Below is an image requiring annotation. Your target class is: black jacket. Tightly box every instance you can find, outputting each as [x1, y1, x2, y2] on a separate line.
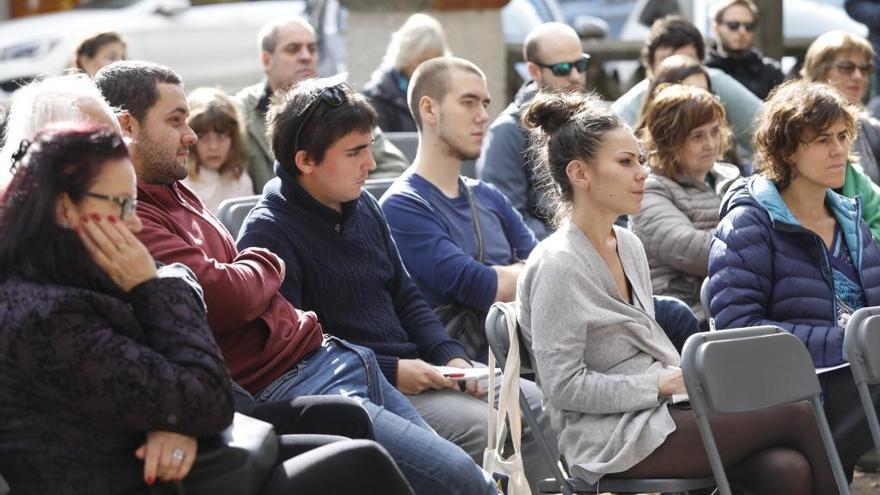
[363, 67, 417, 133]
[705, 47, 785, 100]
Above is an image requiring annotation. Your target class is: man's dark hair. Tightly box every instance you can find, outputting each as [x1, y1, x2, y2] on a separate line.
[641, 16, 705, 71]
[94, 61, 182, 123]
[267, 77, 377, 176]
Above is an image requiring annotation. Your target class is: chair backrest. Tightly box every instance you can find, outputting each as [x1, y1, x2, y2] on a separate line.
[216, 195, 261, 238]
[0, 473, 9, 495]
[484, 303, 535, 374]
[385, 132, 419, 163]
[844, 306, 880, 385]
[682, 326, 820, 413]
[700, 277, 711, 321]
[365, 178, 397, 201]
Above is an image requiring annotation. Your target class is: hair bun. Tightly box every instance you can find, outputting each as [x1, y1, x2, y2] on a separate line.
[521, 92, 582, 135]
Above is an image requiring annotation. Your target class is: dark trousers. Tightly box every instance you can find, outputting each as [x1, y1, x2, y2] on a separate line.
[820, 366, 880, 482]
[653, 295, 702, 353]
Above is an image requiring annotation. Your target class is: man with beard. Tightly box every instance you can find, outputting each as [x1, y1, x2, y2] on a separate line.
[705, 0, 785, 100]
[379, 57, 537, 349]
[235, 69, 556, 494]
[477, 22, 587, 240]
[236, 17, 407, 193]
[95, 60, 499, 495]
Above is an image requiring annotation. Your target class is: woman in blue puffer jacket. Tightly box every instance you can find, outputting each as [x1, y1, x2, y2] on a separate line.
[709, 80, 880, 482]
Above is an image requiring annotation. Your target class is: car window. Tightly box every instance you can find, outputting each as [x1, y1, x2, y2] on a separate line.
[77, 0, 141, 8]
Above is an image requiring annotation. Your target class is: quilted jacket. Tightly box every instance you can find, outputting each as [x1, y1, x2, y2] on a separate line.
[708, 175, 880, 367]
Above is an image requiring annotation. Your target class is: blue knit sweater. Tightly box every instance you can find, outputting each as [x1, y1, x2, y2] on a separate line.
[237, 164, 469, 386]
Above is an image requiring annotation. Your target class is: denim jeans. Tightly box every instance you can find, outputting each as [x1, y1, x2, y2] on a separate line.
[255, 337, 497, 495]
[653, 295, 701, 353]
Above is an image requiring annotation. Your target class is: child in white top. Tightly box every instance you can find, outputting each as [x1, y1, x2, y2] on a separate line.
[182, 87, 253, 213]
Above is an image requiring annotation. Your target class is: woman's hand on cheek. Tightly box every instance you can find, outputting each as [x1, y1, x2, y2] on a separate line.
[78, 213, 157, 291]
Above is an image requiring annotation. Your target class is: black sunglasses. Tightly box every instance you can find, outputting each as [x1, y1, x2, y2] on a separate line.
[293, 83, 350, 155]
[534, 54, 590, 77]
[84, 192, 138, 219]
[834, 60, 875, 77]
[723, 21, 757, 32]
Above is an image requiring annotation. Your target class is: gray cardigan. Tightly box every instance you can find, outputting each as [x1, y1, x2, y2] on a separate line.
[631, 162, 741, 321]
[517, 222, 680, 484]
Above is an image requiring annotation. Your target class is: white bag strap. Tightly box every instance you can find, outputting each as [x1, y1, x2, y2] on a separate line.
[486, 302, 524, 455]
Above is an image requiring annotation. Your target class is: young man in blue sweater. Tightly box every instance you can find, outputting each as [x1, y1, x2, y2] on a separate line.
[236, 73, 556, 492]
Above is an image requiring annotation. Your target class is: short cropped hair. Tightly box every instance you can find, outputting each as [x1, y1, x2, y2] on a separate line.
[186, 87, 248, 179]
[755, 80, 858, 190]
[711, 0, 758, 23]
[75, 31, 126, 71]
[382, 13, 449, 72]
[801, 30, 874, 83]
[642, 16, 705, 71]
[95, 61, 182, 123]
[642, 84, 730, 178]
[267, 76, 377, 175]
[258, 16, 313, 54]
[407, 57, 485, 131]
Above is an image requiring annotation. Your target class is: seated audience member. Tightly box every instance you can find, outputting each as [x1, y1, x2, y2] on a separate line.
[704, 0, 784, 100]
[95, 60, 496, 495]
[478, 22, 587, 240]
[518, 90, 837, 494]
[236, 17, 407, 193]
[0, 125, 234, 494]
[632, 85, 740, 325]
[709, 80, 880, 479]
[801, 31, 880, 242]
[0, 74, 120, 192]
[611, 16, 762, 158]
[380, 57, 536, 360]
[235, 74, 556, 493]
[74, 31, 127, 77]
[364, 13, 449, 132]
[182, 87, 253, 213]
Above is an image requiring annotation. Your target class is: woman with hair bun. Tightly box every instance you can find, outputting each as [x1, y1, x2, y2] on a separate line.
[516, 90, 837, 494]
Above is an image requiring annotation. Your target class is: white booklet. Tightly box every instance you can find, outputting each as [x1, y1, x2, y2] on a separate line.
[433, 366, 502, 381]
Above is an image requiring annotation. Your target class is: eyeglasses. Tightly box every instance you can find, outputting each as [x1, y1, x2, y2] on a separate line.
[834, 60, 875, 77]
[84, 192, 138, 219]
[723, 21, 757, 32]
[534, 54, 590, 77]
[293, 83, 350, 155]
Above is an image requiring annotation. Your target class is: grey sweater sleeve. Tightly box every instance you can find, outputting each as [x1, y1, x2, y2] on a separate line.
[522, 249, 661, 414]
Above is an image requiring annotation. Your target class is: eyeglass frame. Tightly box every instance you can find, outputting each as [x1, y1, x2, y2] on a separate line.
[292, 83, 351, 156]
[533, 53, 591, 77]
[84, 192, 138, 219]
[833, 60, 876, 77]
[722, 21, 757, 32]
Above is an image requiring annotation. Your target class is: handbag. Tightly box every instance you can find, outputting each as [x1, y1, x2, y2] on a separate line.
[173, 413, 278, 495]
[482, 302, 531, 495]
[434, 182, 489, 360]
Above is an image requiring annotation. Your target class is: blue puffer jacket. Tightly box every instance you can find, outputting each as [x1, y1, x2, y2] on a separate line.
[709, 175, 880, 367]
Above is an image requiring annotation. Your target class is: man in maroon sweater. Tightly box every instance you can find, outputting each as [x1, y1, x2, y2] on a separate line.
[94, 60, 496, 495]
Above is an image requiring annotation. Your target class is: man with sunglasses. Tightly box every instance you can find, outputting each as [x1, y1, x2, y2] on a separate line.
[96, 61, 498, 495]
[705, 0, 784, 100]
[477, 22, 587, 240]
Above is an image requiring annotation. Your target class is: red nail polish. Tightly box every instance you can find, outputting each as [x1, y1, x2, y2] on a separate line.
[81, 216, 89, 224]
[90, 213, 101, 222]
[107, 216, 117, 224]
[146, 475, 154, 485]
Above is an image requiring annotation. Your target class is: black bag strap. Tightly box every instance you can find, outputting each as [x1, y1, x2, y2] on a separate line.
[463, 180, 484, 263]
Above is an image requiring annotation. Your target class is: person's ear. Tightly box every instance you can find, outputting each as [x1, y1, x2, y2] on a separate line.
[711, 22, 721, 39]
[294, 150, 317, 176]
[117, 112, 136, 139]
[566, 159, 590, 191]
[260, 50, 273, 74]
[55, 193, 78, 229]
[419, 95, 439, 130]
[526, 61, 542, 84]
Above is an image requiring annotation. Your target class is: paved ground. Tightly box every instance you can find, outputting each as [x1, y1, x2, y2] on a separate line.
[853, 469, 880, 494]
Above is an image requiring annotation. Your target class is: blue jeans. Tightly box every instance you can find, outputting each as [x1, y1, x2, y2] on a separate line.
[653, 295, 701, 353]
[256, 337, 497, 495]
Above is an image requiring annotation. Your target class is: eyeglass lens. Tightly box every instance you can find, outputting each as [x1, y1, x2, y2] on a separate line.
[724, 21, 756, 32]
[836, 61, 875, 76]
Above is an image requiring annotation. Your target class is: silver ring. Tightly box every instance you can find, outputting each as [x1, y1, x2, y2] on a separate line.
[171, 448, 186, 461]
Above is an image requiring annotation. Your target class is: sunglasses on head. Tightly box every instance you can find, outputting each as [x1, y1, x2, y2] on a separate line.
[723, 21, 757, 32]
[293, 82, 351, 155]
[534, 54, 590, 77]
[834, 60, 875, 77]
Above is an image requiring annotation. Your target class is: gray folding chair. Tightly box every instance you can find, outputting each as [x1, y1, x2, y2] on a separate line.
[485, 303, 716, 495]
[384, 132, 419, 163]
[681, 326, 852, 495]
[364, 177, 396, 201]
[0, 473, 9, 495]
[216, 195, 261, 238]
[843, 306, 880, 456]
[700, 277, 711, 321]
